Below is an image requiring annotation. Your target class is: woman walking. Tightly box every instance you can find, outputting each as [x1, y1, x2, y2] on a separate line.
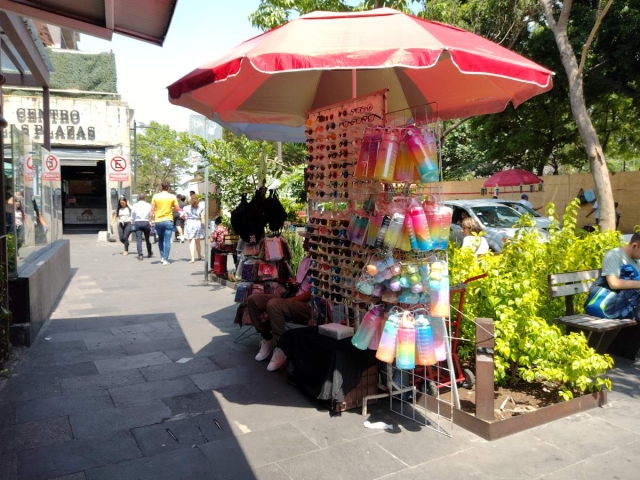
[182, 195, 205, 263]
[112, 196, 132, 255]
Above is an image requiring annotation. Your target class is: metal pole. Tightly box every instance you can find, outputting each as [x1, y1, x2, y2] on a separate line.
[133, 121, 137, 193]
[204, 165, 209, 283]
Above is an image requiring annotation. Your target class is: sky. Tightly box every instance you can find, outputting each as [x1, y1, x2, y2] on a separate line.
[77, 0, 264, 133]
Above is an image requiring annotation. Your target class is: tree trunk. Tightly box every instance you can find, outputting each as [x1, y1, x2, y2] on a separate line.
[540, 0, 615, 230]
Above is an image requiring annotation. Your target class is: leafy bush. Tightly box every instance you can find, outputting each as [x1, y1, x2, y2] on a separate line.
[281, 230, 304, 274]
[449, 199, 619, 400]
[279, 197, 306, 225]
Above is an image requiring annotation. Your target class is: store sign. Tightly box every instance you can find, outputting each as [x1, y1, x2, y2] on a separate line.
[23, 155, 34, 182]
[11, 107, 96, 141]
[108, 155, 130, 181]
[42, 153, 61, 181]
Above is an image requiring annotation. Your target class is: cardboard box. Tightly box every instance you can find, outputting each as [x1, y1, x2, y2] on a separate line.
[318, 323, 354, 340]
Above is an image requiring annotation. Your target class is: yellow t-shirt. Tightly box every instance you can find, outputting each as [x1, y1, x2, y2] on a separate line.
[151, 191, 179, 223]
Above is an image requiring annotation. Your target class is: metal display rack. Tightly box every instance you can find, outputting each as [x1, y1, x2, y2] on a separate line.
[305, 92, 457, 436]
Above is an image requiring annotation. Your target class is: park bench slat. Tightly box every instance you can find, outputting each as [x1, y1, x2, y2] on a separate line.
[549, 269, 601, 285]
[556, 314, 637, 332]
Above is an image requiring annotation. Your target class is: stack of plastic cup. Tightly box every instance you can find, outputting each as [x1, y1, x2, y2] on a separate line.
[376, 310, 401, 363]
[395, 312, 416, 370]
[355, 131, 381, 179]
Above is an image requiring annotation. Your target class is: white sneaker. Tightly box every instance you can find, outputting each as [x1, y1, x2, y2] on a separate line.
[161, 259, 169, 265]
[267, 347, 287, 371]
[255, 338, 276, 361]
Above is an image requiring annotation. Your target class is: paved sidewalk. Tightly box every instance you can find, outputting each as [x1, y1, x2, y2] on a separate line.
[1, 233, 640, 479]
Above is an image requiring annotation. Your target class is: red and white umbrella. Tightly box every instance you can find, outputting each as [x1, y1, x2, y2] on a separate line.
[482, 169, 543, 188]
[168, 8, 553, 141]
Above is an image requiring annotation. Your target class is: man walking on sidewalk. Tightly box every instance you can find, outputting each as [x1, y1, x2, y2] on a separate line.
[150, 180, 179, 265]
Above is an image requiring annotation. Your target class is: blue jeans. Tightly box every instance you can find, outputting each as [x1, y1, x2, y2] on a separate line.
[155, 220, 174, 261]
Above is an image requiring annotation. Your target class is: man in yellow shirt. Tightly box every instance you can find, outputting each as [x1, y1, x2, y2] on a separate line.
[150, 180, 179, 265]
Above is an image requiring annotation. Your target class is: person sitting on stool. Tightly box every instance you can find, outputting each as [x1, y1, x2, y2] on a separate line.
[247, 231, 311, 371]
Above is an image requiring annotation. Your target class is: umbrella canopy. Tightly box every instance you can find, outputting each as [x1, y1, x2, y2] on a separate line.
[482, 169, 543, 188]
[168, 8, 553, 142]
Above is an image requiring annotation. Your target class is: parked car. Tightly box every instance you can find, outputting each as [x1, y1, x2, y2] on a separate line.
[444, 199, 548, 253]
[489, 199, 555, 230]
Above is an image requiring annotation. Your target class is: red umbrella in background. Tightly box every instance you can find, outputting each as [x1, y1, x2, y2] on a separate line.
[482, 169, 543, 188]
[168, 8, 553, 141]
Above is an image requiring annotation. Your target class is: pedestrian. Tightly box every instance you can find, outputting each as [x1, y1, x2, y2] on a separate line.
[131, 193, 153, 260]
[182, 194, 205, 263]
[14, 197, 30, 259]
[150, 180, 180, 265]
[615, 202, 621, 230]
[519, 194, 542, 212]
[111, 196, 132, 255]
[461, 217, 490, 256]
[586, 200, 600, 226]
[210, 216, 229, 270]
[173, 194, 186, 243]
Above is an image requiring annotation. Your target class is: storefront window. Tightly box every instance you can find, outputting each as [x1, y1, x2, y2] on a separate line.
[5, 125, 62, 276]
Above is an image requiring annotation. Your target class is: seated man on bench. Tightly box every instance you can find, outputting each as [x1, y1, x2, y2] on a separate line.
[586, 233, 640, 320]
[247, 231, 312, 372]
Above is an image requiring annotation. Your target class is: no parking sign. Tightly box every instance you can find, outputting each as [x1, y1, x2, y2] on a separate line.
[23, 155, 34, 182]
[43, 153, 60, 181]
[108, 155, 130, 181]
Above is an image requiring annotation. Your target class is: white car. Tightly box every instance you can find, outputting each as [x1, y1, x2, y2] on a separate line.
[489, 199, 555, 231]
[444, 199, 548, 253]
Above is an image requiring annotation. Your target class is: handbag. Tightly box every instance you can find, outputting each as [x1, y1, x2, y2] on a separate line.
[281, 283, 299, 299]
[585, 267, 640, 319]
[149, 227, 157, 244]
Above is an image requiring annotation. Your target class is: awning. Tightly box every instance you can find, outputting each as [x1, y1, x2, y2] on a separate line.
[0, 0, 179, 46]
[52, 147, 105, 166]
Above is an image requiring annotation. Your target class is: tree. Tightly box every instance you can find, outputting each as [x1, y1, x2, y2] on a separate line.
[538, 0, 616, 229]
[134, 122, 190, 195]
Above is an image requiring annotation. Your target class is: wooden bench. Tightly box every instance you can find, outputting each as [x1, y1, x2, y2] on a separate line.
[548, 269, 638, 353]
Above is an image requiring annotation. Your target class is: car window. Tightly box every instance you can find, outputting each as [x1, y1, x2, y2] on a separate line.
[504, 201, 541, 218]
[470, 205, 521, 228]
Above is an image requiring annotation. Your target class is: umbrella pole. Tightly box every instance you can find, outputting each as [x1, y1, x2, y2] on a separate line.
[351, 69, 356, 98]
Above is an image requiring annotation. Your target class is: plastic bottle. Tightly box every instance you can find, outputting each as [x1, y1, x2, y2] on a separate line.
[373, 215, 391, 248]
[352, 305, 385, 350]
[415, 313, 437, 366]
[394, 140, 418, 183]
[401, 210, 418, 251]
[376, 311, 401, 363]
[368, 316, 382, 350]
[355, 132, 381, 179]
[403, 127, 439, 183]
[430, 315, 447, 361]
[374, 130, 400, 182]
[351, 214, 369, 246]
[383, 212, 404, 249]
[429, 262, 450, 318]
[366, 215, 384, 247]
[422, 197, 439, 247]
[395, 313, 416, 370]
[409, 198, 432, 251]
[432, 205, 453, 250]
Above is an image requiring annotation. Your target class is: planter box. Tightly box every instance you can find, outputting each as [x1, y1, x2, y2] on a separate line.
[422, 390, 607, 441]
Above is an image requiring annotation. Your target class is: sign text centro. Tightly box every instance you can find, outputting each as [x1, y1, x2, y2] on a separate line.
[11, 107, 96, 141]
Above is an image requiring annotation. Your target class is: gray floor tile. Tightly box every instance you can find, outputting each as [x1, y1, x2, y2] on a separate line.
[60, 369, 147, 394]
[84, 448, 213, 480]
[94, 351, 172, 374]
[0, 403, 16, 426]
[198, 423, 319, 476]
[12, 361, 98, 381]
[15, 390, 114, 423]
[0, 416, 72, 455]
[49, 472, 87, 480]
[120, 337, 191, 356]
[43, 331, 115, 344]
[131, 415, 210, 457]
[54, 346, 127, 366]
[18, 430, 141, 480]
[140, 357, 218, 382]
[0, 452, 18, 480]
[277, 436, 406, 480]
[69, 400, 171, 439]
[291, 409, 385, 448]
[161, 390, 222, 416]
[382, 455, 491, 479]
[109, 377, 200, 406]
[28, 340, 87, 355]
[83, 332, 152, 350]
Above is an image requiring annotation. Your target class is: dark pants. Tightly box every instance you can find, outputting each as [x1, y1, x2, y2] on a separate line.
[134, 221, 152, 257]
[117, 222, 132, 251]
[247, 293, 312, 343]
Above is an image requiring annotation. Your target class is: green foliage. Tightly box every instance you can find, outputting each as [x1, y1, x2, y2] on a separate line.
[182, 133, 305, 214]
[48, 50, 117, 93]
[279, 197, 307, 224]
[449, 199, 618, 399]
[281, 230, 305, 274]
[135, 122, 190, 195]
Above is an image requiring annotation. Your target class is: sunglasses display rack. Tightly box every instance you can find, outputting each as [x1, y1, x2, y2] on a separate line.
[306, 92, 457, 435]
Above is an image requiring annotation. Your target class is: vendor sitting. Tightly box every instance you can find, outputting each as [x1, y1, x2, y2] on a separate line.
[247, 231, 312, 371]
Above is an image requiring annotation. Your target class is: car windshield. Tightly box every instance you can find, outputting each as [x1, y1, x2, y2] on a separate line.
[471, 205, 521, 228]
[504, 202, 541, 218]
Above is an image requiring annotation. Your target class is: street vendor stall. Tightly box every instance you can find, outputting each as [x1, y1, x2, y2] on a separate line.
[168, 7, 554, 435]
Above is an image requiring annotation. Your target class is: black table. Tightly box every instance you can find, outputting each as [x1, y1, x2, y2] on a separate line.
[279, 326, 377, 410]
